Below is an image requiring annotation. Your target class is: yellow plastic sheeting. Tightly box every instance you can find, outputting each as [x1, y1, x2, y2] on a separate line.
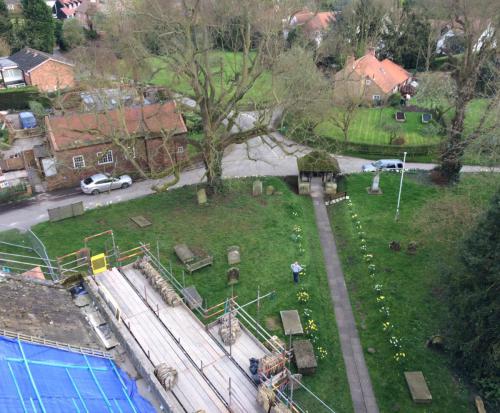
[91, 253, 108, 275]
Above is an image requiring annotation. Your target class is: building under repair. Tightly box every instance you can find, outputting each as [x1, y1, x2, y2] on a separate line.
[0, 229, 335, 413]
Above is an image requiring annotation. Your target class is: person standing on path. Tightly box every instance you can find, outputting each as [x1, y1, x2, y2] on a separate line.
[291, 261, 302, 284]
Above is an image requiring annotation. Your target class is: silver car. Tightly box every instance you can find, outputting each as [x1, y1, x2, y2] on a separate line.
[80, 173, 132, 195]
[362, 159, 404, 172]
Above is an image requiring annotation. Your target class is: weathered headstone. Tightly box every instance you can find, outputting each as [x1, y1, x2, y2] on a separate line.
[404, 371, 432, 404]
[253, 180, 263, 196]
[197, 188, 207, 205]
[389, 241, 401, 251]
[227, 246, 241, 265]
[266, 185, 275, 195]
[367, 173, 383, 195]
[408, 241, 418, 255]
[324, 181, 337, 195]
[227, 267, 240, 285]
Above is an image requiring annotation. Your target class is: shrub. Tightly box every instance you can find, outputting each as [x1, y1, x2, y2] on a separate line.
[388, 92, 402, 107]
[0, 87, 50, 110]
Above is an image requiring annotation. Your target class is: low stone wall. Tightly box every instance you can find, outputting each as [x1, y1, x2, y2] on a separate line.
[84, 276, 174, 413]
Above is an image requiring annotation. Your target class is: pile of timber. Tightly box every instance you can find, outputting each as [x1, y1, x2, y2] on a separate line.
[154, 363, 178, 390]
[257, 385, 292, 413]
[135, 257, 182, 306]
[260, 353, 285, 376]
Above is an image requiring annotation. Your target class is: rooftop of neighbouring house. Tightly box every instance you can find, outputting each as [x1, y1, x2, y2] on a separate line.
[291, 9, 336, 32]
[46, 101, 188, 151]
[0, 57, 18, 70]
[9, 48, 74, 73]
[343, 50, 410, 94]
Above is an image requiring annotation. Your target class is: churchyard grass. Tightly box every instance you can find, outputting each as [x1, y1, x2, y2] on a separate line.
[330, 172, 498, 412]
[33, 177, 353, 413]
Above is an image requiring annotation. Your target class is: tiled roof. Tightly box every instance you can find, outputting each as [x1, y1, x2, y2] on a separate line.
[47, 102, 188, 151]
[348, 52, 410, 94]
[291, 10, 336, 32]
[9, 48, 74, 73]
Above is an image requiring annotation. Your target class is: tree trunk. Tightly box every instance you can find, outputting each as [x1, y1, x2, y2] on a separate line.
[203, 143, 224, 195]
[437, 100, 468, 183]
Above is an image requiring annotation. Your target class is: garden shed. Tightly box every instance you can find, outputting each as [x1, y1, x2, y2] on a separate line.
[297, 150, 340, 195]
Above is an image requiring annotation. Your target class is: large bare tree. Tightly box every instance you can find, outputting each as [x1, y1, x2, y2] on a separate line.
[103, 0, 324, 194]
[431, 0, 499, 183]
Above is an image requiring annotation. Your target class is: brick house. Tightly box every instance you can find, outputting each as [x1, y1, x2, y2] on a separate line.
[43, 102, 188, 190]
[285, 9, 336, 47]
[333, 50, 411, 106]
[9, 48, 75, 92]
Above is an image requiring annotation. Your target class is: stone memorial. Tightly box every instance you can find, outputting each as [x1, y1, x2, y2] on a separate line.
[227, 267, 240, 285]
[197, 188, 207, 205]
[253, 180, 263, 196]
[266, 185, 275, 195]
[367, 172, 383, 195]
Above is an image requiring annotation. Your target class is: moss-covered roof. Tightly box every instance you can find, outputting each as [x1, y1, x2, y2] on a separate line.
[297, 150, 340, 174]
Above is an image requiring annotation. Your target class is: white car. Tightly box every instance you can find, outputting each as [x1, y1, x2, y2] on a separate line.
[80, 173, 132, 195]
[362, 159, 404, 172]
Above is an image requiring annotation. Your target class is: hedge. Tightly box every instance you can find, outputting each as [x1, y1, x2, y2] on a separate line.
[0, 87, 51, 110]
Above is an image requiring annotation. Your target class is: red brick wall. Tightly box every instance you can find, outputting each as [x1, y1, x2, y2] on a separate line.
[27, 60, 75, 92]
[46, 135, 187, 190]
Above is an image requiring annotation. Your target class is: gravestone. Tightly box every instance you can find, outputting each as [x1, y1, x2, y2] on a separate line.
[253, 180, 263, 196]
[130, 215, 152, 228]
[266, 185, 275, 195]
[324, 181, 337, 195]
[404, 371, 432, 404]
[280, 310, 303, 335]
[227, 246, 241, 265]
[367, 173, 383, 195]
[181, 286, 203, 310]
[389, 241, 401, 251]
[197, 188, 207, 205]
[293, 340, 317, 375]
[227, 267, 240, 285]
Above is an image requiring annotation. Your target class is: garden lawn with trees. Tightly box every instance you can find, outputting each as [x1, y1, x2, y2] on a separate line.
[314, 107, 442, 146]
[330, 172, 499, 412]
[33, 177, 353, 413]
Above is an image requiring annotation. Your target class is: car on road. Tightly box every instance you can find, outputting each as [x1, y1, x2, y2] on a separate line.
[80, 173, 132, 195]
[362, 159, 404, 172]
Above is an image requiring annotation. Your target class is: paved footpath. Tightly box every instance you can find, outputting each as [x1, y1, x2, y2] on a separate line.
[310, 177, 379, 413]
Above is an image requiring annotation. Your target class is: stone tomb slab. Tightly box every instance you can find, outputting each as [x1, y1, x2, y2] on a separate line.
[404, 371, 432, 404]
[280, 310, 303, 335]
[130, 215, 152, 228]
[293, 339, 317, 375]
[181, 285, 203, 310]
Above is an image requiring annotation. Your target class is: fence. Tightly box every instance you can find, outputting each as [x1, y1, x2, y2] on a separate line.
[0, 156, 25, 171]
[48, 201, 85, 222]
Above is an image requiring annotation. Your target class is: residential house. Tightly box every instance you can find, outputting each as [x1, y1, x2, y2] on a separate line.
[285, 9, 336, 47]
[333, 50, 411, 106]
[43, 102, 188, 190]
[53, 0, 82, 19]
[9, 48, 75, 92]
[0, 58, 25, 88]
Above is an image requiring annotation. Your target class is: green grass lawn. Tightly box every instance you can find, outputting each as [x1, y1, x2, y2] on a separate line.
[32, 177, 353, 413]
[315, 107, 441, 146]
[149, 51, 273, 105]
[330, 172, 499, 412]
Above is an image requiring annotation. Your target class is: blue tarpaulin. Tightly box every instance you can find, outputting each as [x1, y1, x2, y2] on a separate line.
[0, 335, 156, 413]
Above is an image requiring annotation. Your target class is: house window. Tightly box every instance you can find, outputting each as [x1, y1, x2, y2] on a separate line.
[365, 79, 372, 85]
[97, 150, 113, 165]
[72, 155, 85, 169]
[177, 146, 184, 154]
[372, 95, 381, 101]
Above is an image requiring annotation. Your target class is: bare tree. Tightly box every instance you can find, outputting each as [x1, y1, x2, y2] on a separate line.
[431, 0, 499, 183]
[102, 0, 324, 194]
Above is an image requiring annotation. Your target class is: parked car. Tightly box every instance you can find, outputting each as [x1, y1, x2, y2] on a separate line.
[362, 159, 404, 172]
[80, 173, 132, 195]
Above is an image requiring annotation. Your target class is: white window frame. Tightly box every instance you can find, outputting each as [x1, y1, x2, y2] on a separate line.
[72, 155, 85, 169]
[372, 95, 381, 101]
[365, 79, 372, 85]
[176, 146, 184, 154]
[97, 150, 113, 165]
